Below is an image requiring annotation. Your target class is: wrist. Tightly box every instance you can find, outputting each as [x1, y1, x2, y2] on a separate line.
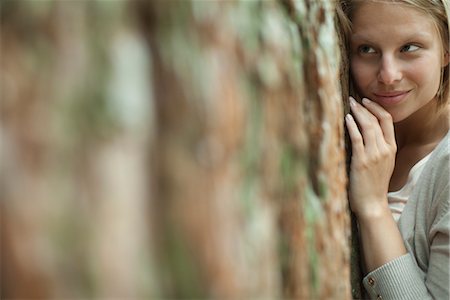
[354, 200, 392, 223]
[356, 203, 407, 273]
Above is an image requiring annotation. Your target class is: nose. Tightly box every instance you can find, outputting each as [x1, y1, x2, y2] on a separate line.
[377, 55, 402, 85]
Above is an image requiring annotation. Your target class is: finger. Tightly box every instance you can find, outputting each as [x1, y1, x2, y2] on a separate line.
[345, 113, 365, 157]
[349, 97, 381, 151]
[361, 98, 396, 147]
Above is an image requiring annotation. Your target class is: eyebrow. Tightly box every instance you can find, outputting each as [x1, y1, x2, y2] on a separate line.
[351, 32, 433, 43]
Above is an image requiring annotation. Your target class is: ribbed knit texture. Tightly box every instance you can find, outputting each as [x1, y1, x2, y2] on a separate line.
[362, 131, 449, 300]
[363, 254, 428, 299]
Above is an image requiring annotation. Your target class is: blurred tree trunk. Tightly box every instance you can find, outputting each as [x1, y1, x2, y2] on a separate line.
[136, 0, 350, 299]
[1, 0, 353, 299]
[1, 1, 155, 298]
[335, 7, 364, 298]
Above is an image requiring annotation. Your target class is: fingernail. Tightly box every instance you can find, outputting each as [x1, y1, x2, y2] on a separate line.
[345, 114, 353, 122]
[362, 98, 371, 105]
[349, 97, 356, 107]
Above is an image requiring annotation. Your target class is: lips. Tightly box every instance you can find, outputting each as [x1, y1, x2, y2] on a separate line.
[373, 90, 411, 105]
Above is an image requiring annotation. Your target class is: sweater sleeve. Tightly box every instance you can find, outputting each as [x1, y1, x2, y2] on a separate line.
[426, 179, 449, 299]
[362, 148, 450, 300]
[362, 254, 431, 300]
[362, 209, 450, 300]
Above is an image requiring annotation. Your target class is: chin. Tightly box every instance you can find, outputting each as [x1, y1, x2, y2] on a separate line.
[391, 113, 409, 124]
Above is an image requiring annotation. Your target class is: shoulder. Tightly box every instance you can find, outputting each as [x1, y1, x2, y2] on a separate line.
[421, 131, 449, 231]
[429, 130, 449, 164]
[421, 130, 449, 189]
[407, 131, 449, 228]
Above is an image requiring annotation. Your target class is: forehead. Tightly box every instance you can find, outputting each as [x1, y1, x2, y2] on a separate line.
[351, 1, 438, 42]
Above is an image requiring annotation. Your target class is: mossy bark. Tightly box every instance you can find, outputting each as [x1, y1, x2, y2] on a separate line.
[136, 0, 351, 298]
[1, 0, 355, 298]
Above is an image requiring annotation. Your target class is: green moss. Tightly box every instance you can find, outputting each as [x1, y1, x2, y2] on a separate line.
[233, 0, 263, 56]
[304, 185, 324, 224]
[280, 145, 296, 194]
[239, 79, 263, 216]
[306, 224, 320, 298]
[163, 224, 206, 298]
[317, 173, 329, 200]
[304, 185, 324, 297]
[278, 230, 291, 283]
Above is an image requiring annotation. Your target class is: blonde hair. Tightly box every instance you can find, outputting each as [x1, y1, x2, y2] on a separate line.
[336, 0, 450, 107]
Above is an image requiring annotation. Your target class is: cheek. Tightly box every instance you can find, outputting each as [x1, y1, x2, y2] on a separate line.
[350, 59, 373, 90]
[408, 58, 441, 95]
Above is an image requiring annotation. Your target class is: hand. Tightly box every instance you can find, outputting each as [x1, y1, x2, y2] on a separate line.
[345, 97, 397, 220]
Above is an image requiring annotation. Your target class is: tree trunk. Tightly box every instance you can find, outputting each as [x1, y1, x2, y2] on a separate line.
[1, 0, 352, 298]
[136, 0, 350, 298]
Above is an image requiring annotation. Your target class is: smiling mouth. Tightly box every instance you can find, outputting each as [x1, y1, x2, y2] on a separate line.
[374, 91, 410, 97]
[373, 90, 411, 105]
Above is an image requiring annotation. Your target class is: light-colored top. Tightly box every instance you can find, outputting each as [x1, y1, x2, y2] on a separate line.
[388, 153, 432, 222]
[363, 131, 450, 300]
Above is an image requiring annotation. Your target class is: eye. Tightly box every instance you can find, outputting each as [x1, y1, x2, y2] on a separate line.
[358, 45, 376, 54]
[401, 44, 420, 52]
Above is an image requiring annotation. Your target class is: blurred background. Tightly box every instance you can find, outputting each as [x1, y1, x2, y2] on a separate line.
[0, 0, 352, 299]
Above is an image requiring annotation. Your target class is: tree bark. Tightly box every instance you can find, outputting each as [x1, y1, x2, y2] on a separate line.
[1, 0, 352, 298]
[136, 0, 350, 298]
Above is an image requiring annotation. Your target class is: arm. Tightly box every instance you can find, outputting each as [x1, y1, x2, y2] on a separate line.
[346, 97, 449, 299]
[346, 97, 406, 272]
[358, 205, 406, 273]
[362, 180, 449, 300]
[426, 191, 450, 299]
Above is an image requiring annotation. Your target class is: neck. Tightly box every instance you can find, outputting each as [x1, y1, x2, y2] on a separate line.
[394, 101, 450, 149]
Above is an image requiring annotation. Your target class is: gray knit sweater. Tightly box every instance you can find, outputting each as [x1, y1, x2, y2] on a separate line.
[363, 131, 450, 300]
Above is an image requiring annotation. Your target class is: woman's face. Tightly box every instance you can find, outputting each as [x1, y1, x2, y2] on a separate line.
[350, 1, 448, 123]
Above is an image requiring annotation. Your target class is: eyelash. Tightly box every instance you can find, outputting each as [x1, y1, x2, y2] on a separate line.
[357, 44, 421, 54]
[400, 44, 420, 52]
[358, 45, 375, 54]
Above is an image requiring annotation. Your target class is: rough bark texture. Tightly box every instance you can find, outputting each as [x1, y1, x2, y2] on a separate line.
[1, 0, 351, 299]
[136, 0, 350, 298]
[335, 6, 364, 298]
[1, 1, 154, 298]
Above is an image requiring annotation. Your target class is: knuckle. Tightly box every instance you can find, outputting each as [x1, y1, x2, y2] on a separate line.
[354, 158, 369, 170]
[353, 135, 363, 145]
[379, 149, 390, 159]
[382, 112, 393, 122]
[362, 116, 377, 127]
[391, 144, 397, 153]
[369, 113, 378, 122]
[379, 147, 396, 160]
[362, 125, 375, 135]
[369, 154, 381, 164]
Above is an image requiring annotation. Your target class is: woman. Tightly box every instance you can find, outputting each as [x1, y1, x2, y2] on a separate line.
[337, 0, 449, 299]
